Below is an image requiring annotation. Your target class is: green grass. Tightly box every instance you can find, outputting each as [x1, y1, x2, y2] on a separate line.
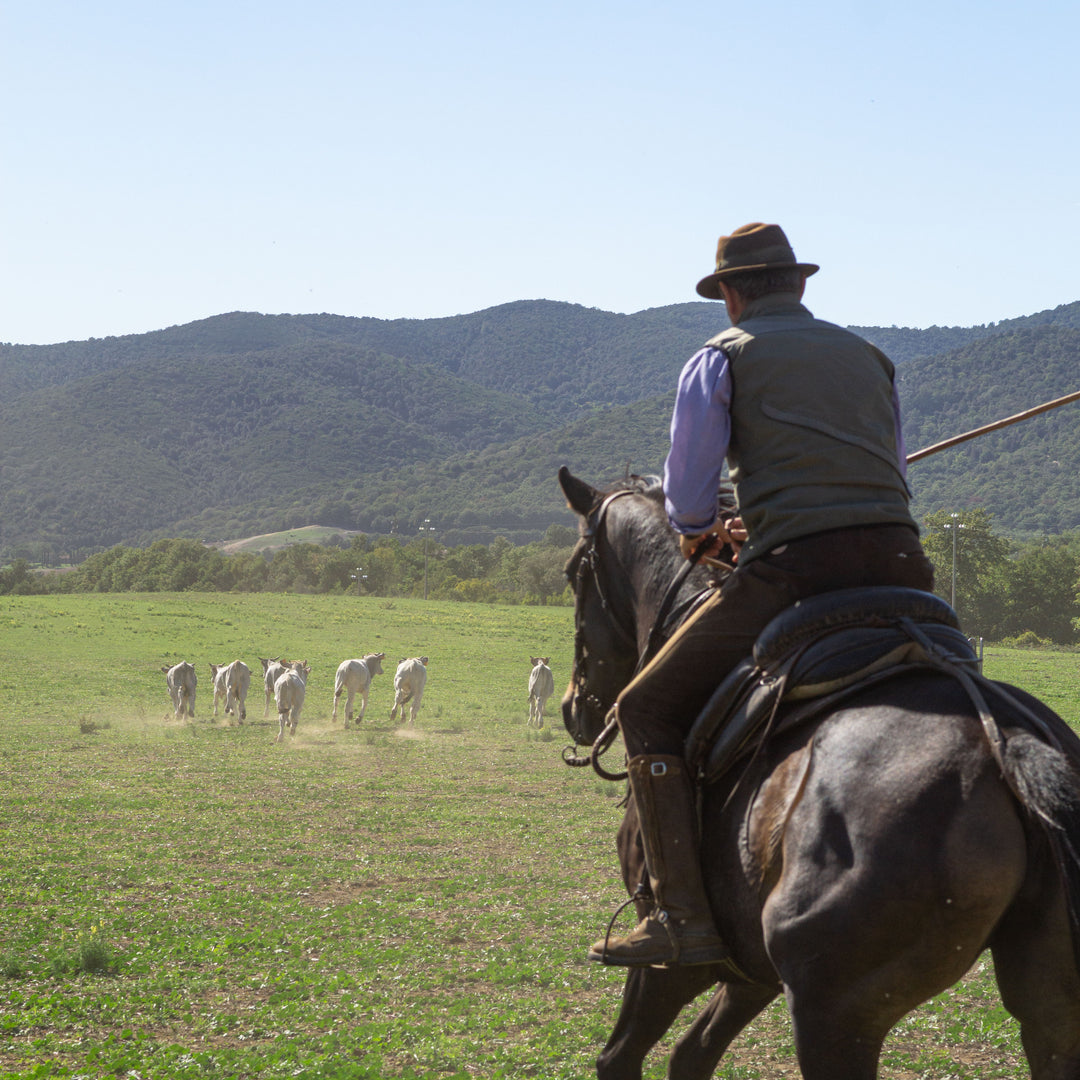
[981, 644, 1080, 720]
[0, 595, 1077, 1078]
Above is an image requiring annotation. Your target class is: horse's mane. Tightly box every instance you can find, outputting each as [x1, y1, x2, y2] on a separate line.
[589, 476, 670, 539]
[600, 474, 736, 520]
[592, 474, 735, 590]
[603, 474, 665, 502]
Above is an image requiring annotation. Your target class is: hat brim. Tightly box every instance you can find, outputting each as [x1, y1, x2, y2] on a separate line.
[696, 262, 819, 300]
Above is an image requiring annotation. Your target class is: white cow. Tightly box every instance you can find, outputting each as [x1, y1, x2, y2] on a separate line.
[260, 657, 290, 718]
[528, 656, 555, 727]
[390, 656, 428, 724]
[209, 659, 251, 723]
[209, 663, 229, 717]
[332, 652, 386, 725]
[161, 661, 197, 720]
[274, 660, 312, 742]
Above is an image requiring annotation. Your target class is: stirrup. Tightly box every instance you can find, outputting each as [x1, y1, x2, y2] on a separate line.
[593, 895, 641, 964]
[591, 897, 682, 965]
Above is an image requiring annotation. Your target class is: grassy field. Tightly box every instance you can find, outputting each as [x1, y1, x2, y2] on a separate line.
[1, 593, 1079, 1079]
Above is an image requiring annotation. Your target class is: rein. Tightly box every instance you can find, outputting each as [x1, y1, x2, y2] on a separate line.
[640, 548, 709, 676]
[562, 488, 714, 779]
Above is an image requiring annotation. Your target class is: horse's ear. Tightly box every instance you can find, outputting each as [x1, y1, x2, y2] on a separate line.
[558, 466, 600, 518]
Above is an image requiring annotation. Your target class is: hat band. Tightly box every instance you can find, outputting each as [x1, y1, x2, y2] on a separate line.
[717, 242, 797, 273]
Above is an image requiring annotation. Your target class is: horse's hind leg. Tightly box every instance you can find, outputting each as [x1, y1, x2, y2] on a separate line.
[596, 966, 717, 1080]
[668, 981, 779, 1080]
[780, 890, 1014, 1080]
[991, 875, 1080, 1078]
[787, 1008, 890, 1080]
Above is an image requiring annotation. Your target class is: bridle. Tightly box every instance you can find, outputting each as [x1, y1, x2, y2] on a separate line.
[563, 490, 637, 756]
[563, 487, 715, 777]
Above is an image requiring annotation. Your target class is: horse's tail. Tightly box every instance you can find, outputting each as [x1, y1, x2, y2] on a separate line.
[994, 685, 1080, 975]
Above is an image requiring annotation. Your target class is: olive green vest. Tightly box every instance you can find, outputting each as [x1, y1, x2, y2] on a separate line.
[706, 294, 917, 564]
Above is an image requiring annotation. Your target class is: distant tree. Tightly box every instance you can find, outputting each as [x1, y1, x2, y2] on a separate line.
[315, 546, 356, 593]
[450, 578, 500, 603]
[66, 545, 138, 592]
[232, 551, 271, 591]
[443, 543, 496, 582]
[996, 537, 1080, 644]
[155, 538, 220, 591]
[516, 546, 572, 603]
[921, 509, 1011, 631]
[0, 558, 44, 595]
[542, 523, 578, 547]
[267, 543, 323, 593]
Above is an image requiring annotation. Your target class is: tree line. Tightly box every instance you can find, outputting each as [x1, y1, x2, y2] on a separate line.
[0, 526, 580, 607]
[5, 511, 1080, 645]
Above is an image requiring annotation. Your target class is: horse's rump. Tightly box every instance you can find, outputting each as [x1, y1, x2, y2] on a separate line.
[986, 680, 1080, 973]
[608, 672, 1080, 986]
[699, 673, 1080, 984]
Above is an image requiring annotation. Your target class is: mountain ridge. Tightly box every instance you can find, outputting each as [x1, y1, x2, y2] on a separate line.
[3, 299, 1079, 555]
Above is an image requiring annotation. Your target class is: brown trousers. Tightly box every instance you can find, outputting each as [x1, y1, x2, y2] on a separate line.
[617, 524, 935, 758]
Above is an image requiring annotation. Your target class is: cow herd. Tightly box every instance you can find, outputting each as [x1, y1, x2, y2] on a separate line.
[160, 655, 555, 738]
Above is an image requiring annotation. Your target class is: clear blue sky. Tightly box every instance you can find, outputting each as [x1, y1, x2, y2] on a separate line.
[4, 0, 1078, 345]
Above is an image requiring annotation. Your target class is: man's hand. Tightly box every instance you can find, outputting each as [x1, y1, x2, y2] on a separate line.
[724, 516, 747, 556]
[678, 529, 727, 561]
[678, 517, 747, 564]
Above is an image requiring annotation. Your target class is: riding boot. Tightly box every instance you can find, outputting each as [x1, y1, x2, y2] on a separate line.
[589, 754, 728, 967]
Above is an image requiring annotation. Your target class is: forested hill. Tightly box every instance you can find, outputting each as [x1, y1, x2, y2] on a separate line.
[1, 301, 725, 416]
[852, 299, 1080, 365]
[901, 323, 1080, 533]
[2, 299, 1079, 556]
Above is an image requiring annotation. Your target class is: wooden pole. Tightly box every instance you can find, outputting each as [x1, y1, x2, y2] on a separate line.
[907, 388, 1080, 464]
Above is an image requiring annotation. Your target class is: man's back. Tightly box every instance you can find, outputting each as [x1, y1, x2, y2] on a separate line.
[711, 293, 915, 562]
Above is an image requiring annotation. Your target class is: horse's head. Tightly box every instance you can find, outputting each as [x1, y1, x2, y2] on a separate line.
[558, 466, 681, 747]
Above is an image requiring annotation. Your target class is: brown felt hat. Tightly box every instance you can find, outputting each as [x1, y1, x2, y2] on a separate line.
[695, 222, 819, 300]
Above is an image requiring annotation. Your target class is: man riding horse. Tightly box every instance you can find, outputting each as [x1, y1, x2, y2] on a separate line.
[594, 222, 936, 968]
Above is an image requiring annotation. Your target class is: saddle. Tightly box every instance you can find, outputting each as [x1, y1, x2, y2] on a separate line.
[684, 587, 979, 785]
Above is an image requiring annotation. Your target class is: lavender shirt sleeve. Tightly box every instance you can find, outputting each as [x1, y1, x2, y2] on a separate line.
[663, 346, 732, 534]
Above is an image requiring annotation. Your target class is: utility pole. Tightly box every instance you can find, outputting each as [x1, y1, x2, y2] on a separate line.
[418, 519, 435, 600]
[350, 566, 367, 595]
[943, 513, 965, 610]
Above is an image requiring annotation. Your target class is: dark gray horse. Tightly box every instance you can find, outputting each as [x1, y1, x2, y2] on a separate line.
[558, 466, 1080, 1080]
